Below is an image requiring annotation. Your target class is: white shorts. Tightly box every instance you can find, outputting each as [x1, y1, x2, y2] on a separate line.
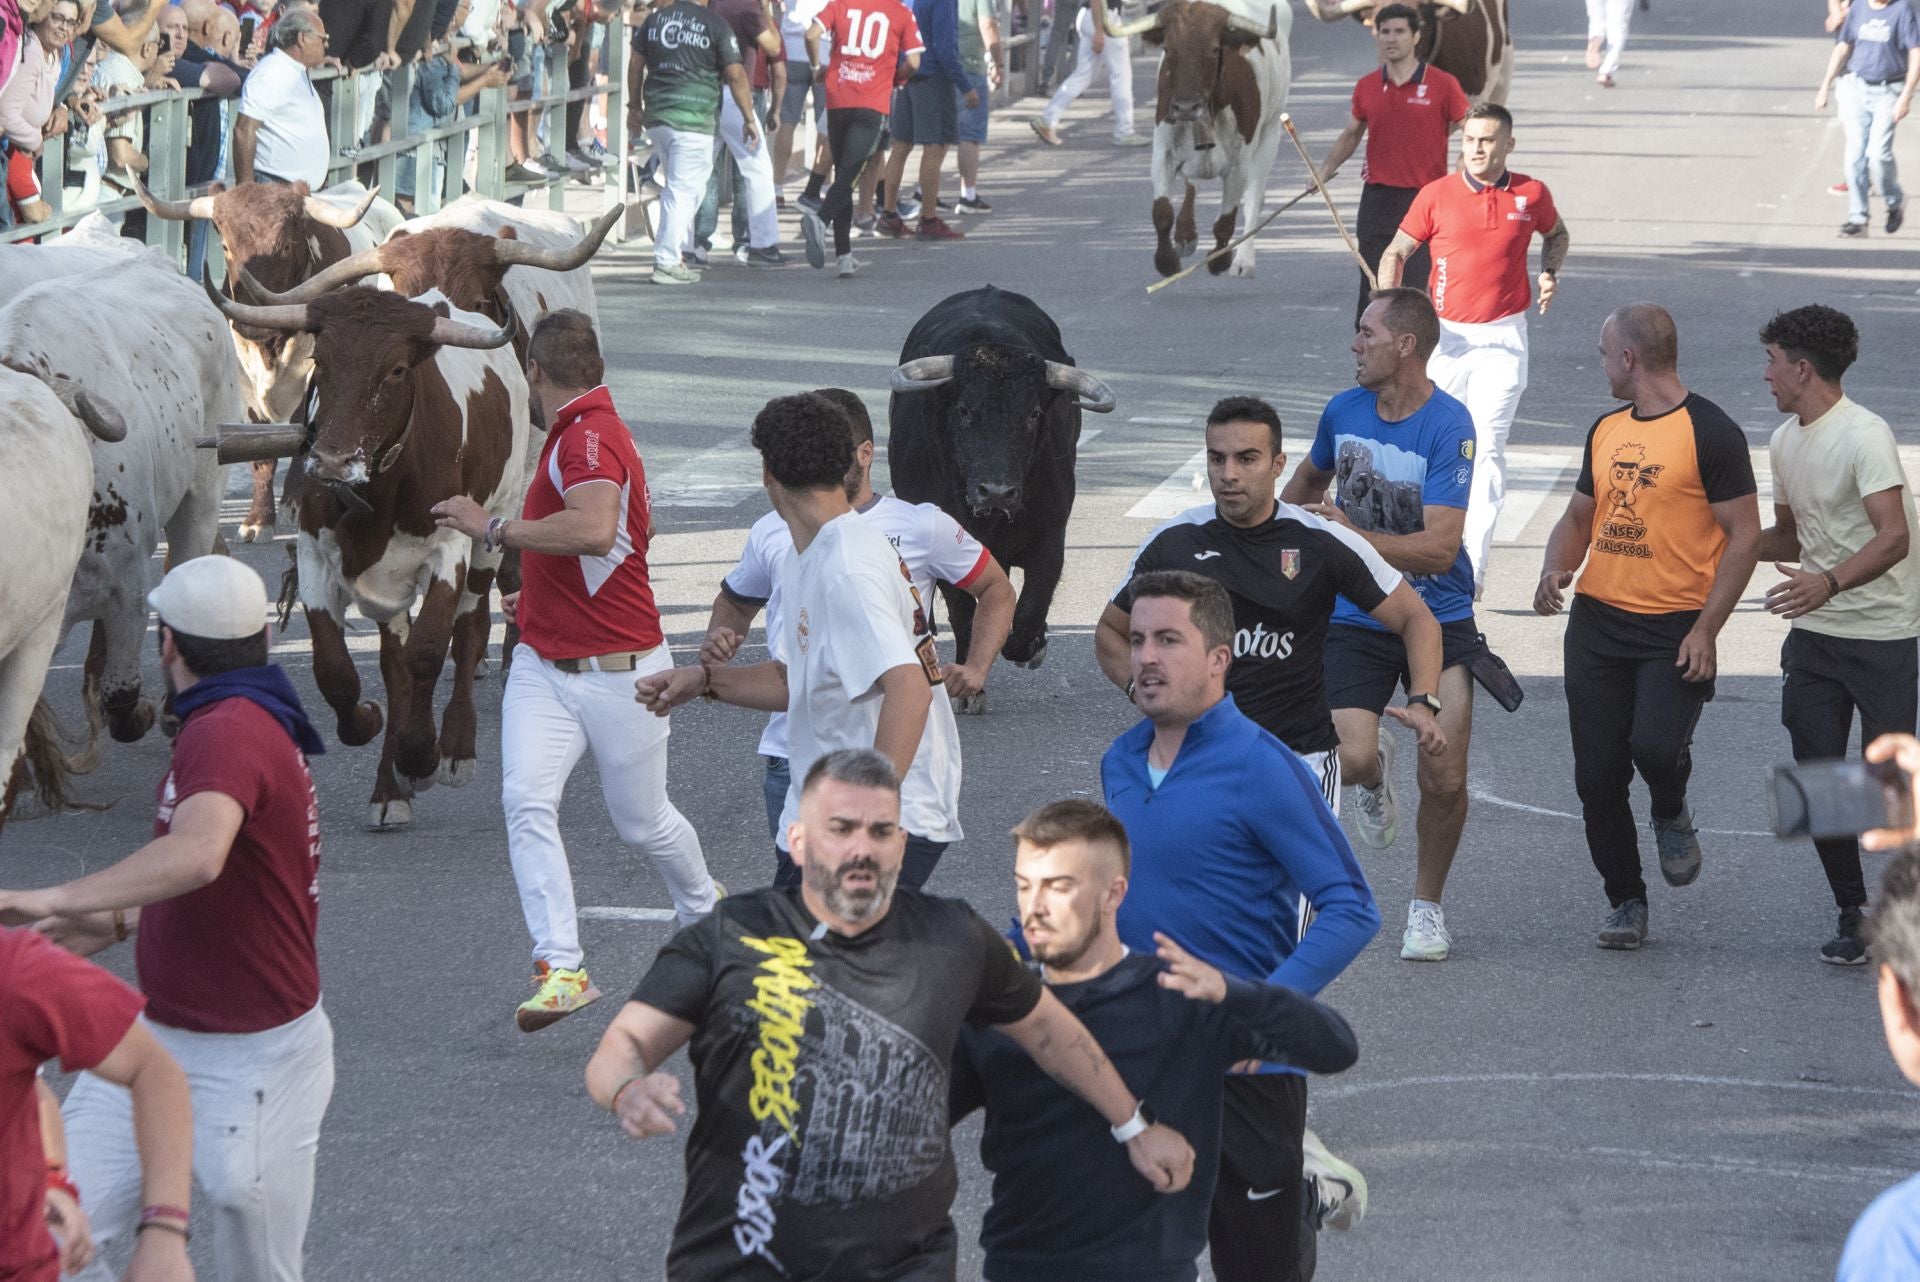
[1297, 747, 1342, 819]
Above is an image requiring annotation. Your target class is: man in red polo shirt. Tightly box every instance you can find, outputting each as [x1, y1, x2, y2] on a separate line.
[1379, 101, 1571, 596]
[432, 309, 719, 1033]
[1317, 2, 1469, 326]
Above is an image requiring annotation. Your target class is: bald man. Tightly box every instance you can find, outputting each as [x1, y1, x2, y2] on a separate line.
[1534, 304, 1759, 951]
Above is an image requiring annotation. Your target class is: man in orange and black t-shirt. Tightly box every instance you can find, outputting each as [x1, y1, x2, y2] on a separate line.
[1534, 304, 1760, 951]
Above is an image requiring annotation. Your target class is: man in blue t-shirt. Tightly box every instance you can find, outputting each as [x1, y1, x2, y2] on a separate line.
[1282, 286, 1480, 964]
[1816, 0, 1920, 237]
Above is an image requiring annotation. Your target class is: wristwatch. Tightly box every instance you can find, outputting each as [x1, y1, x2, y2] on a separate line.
[1406, 692, 1442, 716]
[1111, 1101, 1156, 1143]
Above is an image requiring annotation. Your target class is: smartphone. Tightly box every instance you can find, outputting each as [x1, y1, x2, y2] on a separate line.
[1767, 758, 1915, 840]
[239, 14, 258, 49]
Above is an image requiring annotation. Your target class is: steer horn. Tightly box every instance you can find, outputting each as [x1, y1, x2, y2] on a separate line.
[1226, 3, 1279, 38]
[491, 205, 626, 272]
[1043, 363, 1118, 414]
[1102, 1, 1161, 38]
[130, 174, 217, 222]
[428, 309, 518, 350]
[40, 376, 129, 443]
[236, 248, 387, 305]
[889, 355, 957, 394]
[201, 273, 314, 333]
[303, 187, 380, 229]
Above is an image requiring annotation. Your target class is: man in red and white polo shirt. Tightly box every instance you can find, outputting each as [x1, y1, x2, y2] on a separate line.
[1315, 3, 1470, 326]
[432, 309, 719, 1033]
[1379, 101, 1572, 596]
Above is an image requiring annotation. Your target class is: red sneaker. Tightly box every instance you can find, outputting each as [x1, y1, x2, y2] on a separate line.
[916, 216, 965, 241]
[876, 211, 910, 239]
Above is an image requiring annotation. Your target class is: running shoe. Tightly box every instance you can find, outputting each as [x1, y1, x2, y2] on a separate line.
[956, 193, 993, 214]
[566, 147, 603, 172]
[876, 210, 911, 238]
[1821, 908, 1870, 966]
[1829, 181, 1850, 195]
[1889, 204, 1906, 234]
[683, 246, 711, 268]
[896, 193, 922, 219]
[796, 191, 824, 215]
[745, 246, 789, 266]
[1597, 899, 1649, 950]
[799, 205, 827, 268]
[536, 153, 570, 176]
[1351, 723, 1399, 849]
[505, 162, 549, 184]
[1652, 805, 1701, 886]
[651, 262, 700, 285]
[516, 961, 602, 1032]
[1302, 1129, 1369, 1231]
[1840, 221, 1869, 238]
[1400, 900, 1451, 962]
[853, 214, 877, 237]
[1030, 119, 1062, 146]
[910, 186, 955, 213]
[837, 253, 863, 279]
[916, 215, 965, 240]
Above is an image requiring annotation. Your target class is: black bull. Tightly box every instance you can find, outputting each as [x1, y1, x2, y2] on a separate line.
[887, 286, 1116, 676]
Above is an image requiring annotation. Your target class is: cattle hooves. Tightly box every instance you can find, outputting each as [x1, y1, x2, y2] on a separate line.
[1013, 641, 1049, 671]
[1177, 238, 1197, 258]
[437, 757, 475, 788]
[954, 692, 988, 716]
[340, 702, 384, 747]
[1230, 257, 1256, 278]
[367, 799, 413, 830]
[238, 523, 263, 543]
[1155, 248, 1182, 278]
[1207, 252, 1234, 277]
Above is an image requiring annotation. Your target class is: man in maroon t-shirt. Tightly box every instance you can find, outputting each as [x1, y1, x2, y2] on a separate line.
[432, 310, 719, 1033]
[0, 555, 333, 1282]
[0, 928, 194, 1282]
[1315, 2, 1469, 324]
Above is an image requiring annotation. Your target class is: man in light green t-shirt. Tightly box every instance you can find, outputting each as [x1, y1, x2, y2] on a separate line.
[1758, 304, 1920, 966]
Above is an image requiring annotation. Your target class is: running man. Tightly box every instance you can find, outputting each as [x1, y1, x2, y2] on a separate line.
[1029, 0, 1142, 146]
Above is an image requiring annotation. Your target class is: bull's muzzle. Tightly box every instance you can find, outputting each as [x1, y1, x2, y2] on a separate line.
[968, 482, 1021, 518]
[1166, 99, 1207, 124]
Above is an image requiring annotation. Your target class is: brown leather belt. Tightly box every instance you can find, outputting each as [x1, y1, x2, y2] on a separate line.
[550, 651, 647, 673]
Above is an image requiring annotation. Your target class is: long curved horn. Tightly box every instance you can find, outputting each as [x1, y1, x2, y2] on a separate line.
[1227, 3, 1279, 37]
[428, 308, 518, 350]
[236, 247, 388, 304]
[1102, 2, 1160, 37]
[303, 186, 379, 228]
[1330, 0, 1373, 15]
[40, 376, 128, 443]
[1043, 362, 1118, 414]
[889, 355, 956, 394]
[200, 272, 314, 333]
[490, 205, 625, 272]
[130, 174, 217, 221]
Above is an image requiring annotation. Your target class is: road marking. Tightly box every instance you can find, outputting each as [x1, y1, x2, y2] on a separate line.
[1126, 449, 1208, 520]
[579, 906, 677, 922]
[1492, 448, 1577, 544]
[1469, 786, 1772, 838]
[1312, 1070, 1916, 1104]
[1128, 415, 1193, 425]
[649, 431, 762, 509]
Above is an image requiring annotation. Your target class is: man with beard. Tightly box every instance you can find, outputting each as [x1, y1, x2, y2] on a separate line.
[950, 799, 1359, 1282]
[585, 749, 1197, 1279]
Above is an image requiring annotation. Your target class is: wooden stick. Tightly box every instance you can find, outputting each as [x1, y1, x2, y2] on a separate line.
[1144, 186, 1314, 294]
[1281, 112, 1375, 290]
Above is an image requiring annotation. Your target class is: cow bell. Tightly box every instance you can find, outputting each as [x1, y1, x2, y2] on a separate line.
[198, 422, 310, 464]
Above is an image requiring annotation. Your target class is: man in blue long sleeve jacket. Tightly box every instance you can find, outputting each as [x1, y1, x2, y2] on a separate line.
[876, 0, 973, 239]
[1104, 569, 1381, 1282]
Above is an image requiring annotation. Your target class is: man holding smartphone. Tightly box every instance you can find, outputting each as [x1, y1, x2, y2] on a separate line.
[1756, 305, 1920, 966]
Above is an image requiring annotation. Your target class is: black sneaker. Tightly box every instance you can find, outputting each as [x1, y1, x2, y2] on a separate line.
[1840, 221, 1869, 238]
[1889, 205, 1906, 234]
[1598, 899, 1649, 950]
[745, 246, 788, 267]
[956, 194, 993, 214]
[1821, 908, 1870, 965]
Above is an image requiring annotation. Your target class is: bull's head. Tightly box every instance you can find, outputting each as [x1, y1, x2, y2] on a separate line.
[199, 279, 514, 501]
[1108, 2, 1277, 125]
[891, 345, 1115, 521]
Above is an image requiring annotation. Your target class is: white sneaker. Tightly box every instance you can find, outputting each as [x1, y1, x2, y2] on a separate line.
[1351, 722, 1399, 849]
[1302, 1128, 1368, 1231]
[836, 253, 863, 279]
[1401, 899, 1451, 961]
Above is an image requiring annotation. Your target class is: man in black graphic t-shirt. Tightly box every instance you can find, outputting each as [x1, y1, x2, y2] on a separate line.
[1096, 396, 1448, 808]
[584, 748, 1197, 1280]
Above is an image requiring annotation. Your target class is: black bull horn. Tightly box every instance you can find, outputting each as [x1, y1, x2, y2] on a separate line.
[889, 355, 1117, 413]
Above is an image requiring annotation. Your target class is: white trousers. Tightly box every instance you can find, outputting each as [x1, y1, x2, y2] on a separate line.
[66, 1004, 336, 1282]
[647, 123, 719, 269]
[1429, 313, 1529, 591]
[1585, 0, 1631, 77]
[717, 93, 780, 249]
[1040, 7, 1134, 138]
[501, 644, 715, 966]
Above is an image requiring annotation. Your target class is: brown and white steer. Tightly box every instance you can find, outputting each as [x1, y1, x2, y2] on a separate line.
[202, 281, 530, 830]
[1312, 0, 1511, 104]
[134, 178, 407, 540]
[1107, 1, 1292, 279]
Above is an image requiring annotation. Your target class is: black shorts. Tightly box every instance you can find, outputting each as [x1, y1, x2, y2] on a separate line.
[1325, 616, 1484, 713]
[890, 72, 958, 146]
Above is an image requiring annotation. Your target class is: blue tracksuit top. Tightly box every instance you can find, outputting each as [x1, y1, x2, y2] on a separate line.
[1105, 694, 1380, 1001]
[911, 0, 964, 82]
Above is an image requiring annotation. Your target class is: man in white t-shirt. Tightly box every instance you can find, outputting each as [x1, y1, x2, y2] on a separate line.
[699, 388, 1015, 886]
[637, 392, 941, 887]
[234, 7, 330, 186]
[1756, 304, 1920, 966]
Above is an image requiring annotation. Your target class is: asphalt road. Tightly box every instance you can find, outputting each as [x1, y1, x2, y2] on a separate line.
[16, 0, 1920, 1278]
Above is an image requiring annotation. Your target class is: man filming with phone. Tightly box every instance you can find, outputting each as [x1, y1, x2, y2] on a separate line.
[1756, 305, 1920, 967]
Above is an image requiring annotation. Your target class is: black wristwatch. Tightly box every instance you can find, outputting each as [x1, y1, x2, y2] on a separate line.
[1406, 692, 1442, 716]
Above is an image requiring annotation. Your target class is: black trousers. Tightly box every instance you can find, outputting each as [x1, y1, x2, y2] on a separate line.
[1356, 183, 1429, 327]
[565, 41, 591, 149]
[1564, 597, 1714, 907]
[1210, 1073, 1314, 1282]
[821, 107, 885, 256]
[1782, 628, 1920, 909]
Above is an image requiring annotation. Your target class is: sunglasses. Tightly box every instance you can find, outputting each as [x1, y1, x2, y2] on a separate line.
[48, 10, 82, 25]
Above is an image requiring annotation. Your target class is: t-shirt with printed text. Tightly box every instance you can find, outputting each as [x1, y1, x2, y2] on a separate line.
[1398, 169, 1558, 324]
[632, 887, 1043, 1281]
[1574, 392, 1756, 617]
[1351, 61, 1469, 190]
[635, 0, 743, 134]
[1839, 0, 1920, 83]
[815, 0, 923, 113]
[1310, 385, 1478, 630]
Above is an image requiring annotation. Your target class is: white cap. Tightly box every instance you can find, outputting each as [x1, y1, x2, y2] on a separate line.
[147, 557, 270, 641]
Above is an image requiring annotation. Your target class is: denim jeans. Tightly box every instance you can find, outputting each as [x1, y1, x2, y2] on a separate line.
[1837, 71, 1905, 224]
[695, 87, 771, 252]
[762, 754, 790, 843]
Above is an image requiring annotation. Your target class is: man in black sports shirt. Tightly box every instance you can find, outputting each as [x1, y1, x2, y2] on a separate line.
[1096, 395, 1448, 807]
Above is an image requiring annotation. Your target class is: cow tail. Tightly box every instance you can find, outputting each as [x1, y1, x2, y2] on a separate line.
[21, 697, 110, 817]
[276, 543, 300, 631]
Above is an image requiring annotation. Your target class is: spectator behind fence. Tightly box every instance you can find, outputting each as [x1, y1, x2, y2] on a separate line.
[235, 5, 331, 186]
[0, 0, 80, 225]
[397, 0, 511, 210]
